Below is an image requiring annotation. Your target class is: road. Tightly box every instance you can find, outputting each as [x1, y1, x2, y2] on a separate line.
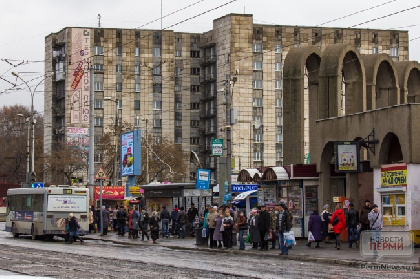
[0, 229, 418, 278]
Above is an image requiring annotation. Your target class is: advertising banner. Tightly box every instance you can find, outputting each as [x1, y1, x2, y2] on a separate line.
[334, 141, 359, 172]
[47, 195, 87, 212]
[196, 169, 211, 190]
[121, 131, 134, 176]
[381, 164, 407, 187]
[66, 127, 89, 150]
[231, 184, 258, 192]
[70, 28, 91, 124]
[94, 186, 125, 200]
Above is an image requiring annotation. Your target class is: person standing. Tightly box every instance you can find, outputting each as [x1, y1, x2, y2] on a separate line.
[237, 211, 248, 250]
[249, 209, 260, 249]
[177, 206, 187, 239]
[131, 206, 140, 239]
[321, 205, 332, 244]
[140, 208, 150, 241]
[160, 206, 170, 238]
[170, 205, 179, 236]
[117, 206, 127, 236]
[149, 212, 160, 244]
[89, 206, 95, 233]
[128, 207, 134, 239]
[331, 204, 346, 250]
[360, 199, 372, 233]
[257, 205, 270, 251]
[187, 203, 198, 237]
[368, 204, 383, 256]
[277, 204, 291, 255]
[102, 206, 110, 236]
[270, 205, 279, 249]
[112, 207, 119, 232]
[306, 209, 322, 248]
[346, 203, 359, 248]
[213, 210, 224, 248]
[206, 206, 218, 248]
[222, 210, 234, 250]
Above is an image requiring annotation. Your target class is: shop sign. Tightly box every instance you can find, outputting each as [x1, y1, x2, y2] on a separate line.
[184, 189, 212, 197]
[129, 186, 142, 194]
[94, 186, 125, 200]
[231, 184, 258, 192]
[381, 164, 407, 187]
[144, 188, 183, 198]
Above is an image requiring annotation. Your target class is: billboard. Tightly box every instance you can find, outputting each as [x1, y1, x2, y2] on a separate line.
[334, 141, 360, 173]
[94, 186, 125, 200]
[70, 28, 91, 124]
[66, 127, 89, 149]
[121, 130, 142, 176]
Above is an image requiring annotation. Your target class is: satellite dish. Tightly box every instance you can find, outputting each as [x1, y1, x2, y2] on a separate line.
[254, 120, 262, 129]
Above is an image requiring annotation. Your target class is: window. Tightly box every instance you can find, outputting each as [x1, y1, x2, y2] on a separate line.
[390, 47, 399, 57]
[94, 99, 103, 109]
[275, 62, 282, 71]
[94, 64, 103, 71]
[275, 80, 282, 89]
[175, 67, 182, 77]
[372, 47, 378, 54]
[94, 82, 104, 91]
[276, 134, 283, 143]
[175, 85, 181, 92]
[191, 102, 200, 110]
[134, 65, 140, 74]
[134, 100, 140, 110]
[275, 44, 282, 53]
[253, 61, 262, 70]
[153, 119, 162, 127]
[191, 120, 199, 127]
[191, 137, 200, 144]
[253, 80, 262, 89]
[153, 47, 161, 57]
[191, 85, 200, 92]
[176, 102, 182, 109]
[94, 153, 102, 163]
[382, 193, 405, 226]
[116, 64, 122, 73]
[253, 43, 262, 53]
[254, 133, 262, 143]
[94, 46, 104, 55]
[135, 82, 140, 92]
[134, 47, 140, 56]
[175, 120, 182, 127]
[175, 50, 182, 57]
[95, 117, 103, 127]
[153, 101, 162, 110]
[153, 66, 161, 75]
[118, 99, 122, 110]
[253, 151, 262, 161]
[134, 116, 140, 127]
[253, 98, 262, 107]
[116, 46, 122, 56]
[116, 82, 122, 92]
[275, 98, 282, 107]
[191, 67, 200, 75]
[153, 84, 162, 93]
[276, 151, 282, 161]
[191, 50, 200, 58]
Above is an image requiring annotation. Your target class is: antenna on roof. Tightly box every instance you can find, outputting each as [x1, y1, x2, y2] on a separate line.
[98, 14, 101, 28]
[244, 6, 245, 14]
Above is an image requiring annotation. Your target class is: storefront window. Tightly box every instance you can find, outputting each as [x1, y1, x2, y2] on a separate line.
[381, 193, 406, 226]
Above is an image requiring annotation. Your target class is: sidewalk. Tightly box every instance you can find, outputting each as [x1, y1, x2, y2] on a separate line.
[84, 231, 420, 269]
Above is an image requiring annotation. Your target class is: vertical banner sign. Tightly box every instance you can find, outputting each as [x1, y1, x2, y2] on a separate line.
[196, 169, 210, 190]
[66, 127, 89, 150]
[334, 141, 360, 173]
[121, 131, 134, 176]
[70, 28, 91, 124]
[211, 139, 223, 156]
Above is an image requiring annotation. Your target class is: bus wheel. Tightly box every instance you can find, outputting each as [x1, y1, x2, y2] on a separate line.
[12, 224, 20, 238]
[44, 235, 54, 241]
[31, 224, 40, 240]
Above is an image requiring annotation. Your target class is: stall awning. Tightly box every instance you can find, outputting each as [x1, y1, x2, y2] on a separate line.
[234, 190, 257, 201]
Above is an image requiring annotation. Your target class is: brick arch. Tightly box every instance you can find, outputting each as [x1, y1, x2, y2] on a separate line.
[362, 54, 399, 110]
[318, 44, 366, 118]
[395, 61, 420, 103]
[283, 46, 322, 164]
[378, 132, 403, 165]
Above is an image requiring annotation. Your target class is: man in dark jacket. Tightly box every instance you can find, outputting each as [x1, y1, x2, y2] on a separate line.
[170, 205, 179, 236]
[177, 207, 188, 239]
[160, 206, 171, 238]
[187, 203, 198, 237]
[140, 208, 150, 241]
[276, 204, 291, 255]
[359, 199, 371, 233]
[117, 206, 127, 236]
[257, 205, 270, 251]
[346, 203, 359, 248]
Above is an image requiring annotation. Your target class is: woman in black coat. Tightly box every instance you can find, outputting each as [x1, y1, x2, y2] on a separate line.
[322, 205, 332, 243]
[149, 212, 160, 244]
[307, 209, 322, 248]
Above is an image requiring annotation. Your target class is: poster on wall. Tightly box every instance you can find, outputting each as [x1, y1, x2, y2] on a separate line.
[47, 195, 87, 212]
[381, 164, 407, 187]
[334, 141, 360, 173]
[70, 28, 91, 124]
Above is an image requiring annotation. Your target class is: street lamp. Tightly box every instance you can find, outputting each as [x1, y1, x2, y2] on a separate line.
[104, 97, 119, 186]
[12, 72, 52, 186]
[17, 113, 30, 184]
[142, 118, 149, 184]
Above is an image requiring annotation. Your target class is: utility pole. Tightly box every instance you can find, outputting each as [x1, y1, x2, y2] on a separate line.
[88, 66, 95, 201]
[142, 118, 149, 184]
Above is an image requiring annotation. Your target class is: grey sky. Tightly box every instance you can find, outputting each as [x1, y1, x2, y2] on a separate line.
[0, 0, 419, 112]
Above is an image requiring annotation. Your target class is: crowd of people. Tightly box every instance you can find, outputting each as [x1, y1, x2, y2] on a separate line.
[85, 199, 383, 255]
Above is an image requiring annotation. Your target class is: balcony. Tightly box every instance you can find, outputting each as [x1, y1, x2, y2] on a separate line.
[202, 89, 216, 100]
[54, 71, 65, 81]
[200, 73, 216, 83]
[200, 55, 216, 65]
[200, 108, 216, 118]
[56, 90, 65, 99]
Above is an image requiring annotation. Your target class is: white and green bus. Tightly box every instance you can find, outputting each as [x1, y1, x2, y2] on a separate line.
[6, 186, 89, 240]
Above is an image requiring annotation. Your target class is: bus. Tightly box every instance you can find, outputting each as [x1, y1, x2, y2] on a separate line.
[6, 186, 89, 240]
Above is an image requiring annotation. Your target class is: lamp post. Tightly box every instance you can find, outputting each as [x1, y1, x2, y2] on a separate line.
[17, 114, 30, 184]
[142, 118, 149, 184]
[12, 72, 52, 186]
[104, 97, 119, 186]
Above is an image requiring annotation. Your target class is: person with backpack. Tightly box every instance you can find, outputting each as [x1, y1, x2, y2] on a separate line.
[276, 203, 291, 255]
[331, 204, 346, 250]
[170, 205, 179, 236]
[160, 206, 171, 238]
[177, 206, 187, 239]
[346, 203, 359, 248]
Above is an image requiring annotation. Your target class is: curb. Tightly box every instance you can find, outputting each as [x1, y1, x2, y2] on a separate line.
[84, 236, 420, 271]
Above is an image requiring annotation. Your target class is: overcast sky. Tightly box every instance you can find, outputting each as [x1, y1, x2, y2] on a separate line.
[1, 0, 419, 112]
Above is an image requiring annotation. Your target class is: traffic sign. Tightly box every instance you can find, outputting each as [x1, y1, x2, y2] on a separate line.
[196, 169, 210, 190]
[211, 139, 223, 156]
[32, 182, 44, 188]
[95, 166, 109, 180]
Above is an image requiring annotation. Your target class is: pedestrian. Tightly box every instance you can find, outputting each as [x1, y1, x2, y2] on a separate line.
[128, 207, 133, 239]
[177, 206, 187, 239]
[277, 204, 291, 255]
[249, 209, 260, 249]
[237, 211, 248, 250]
[131, 206, 140, 239]
[368, 204, 383, 257]
[149, 212, 160, 244]
[112, 207, 119, 232]
[96, 206, 101, 233]
[222, 210, 234, 249]
[89, 206, 95, 233]
[213, 210, 224, 248]
[140, 208, 150, 241]
[306, 209, 322, 248]
[170, 205, 179, 236]
[257, 205, 270, 251]
[331, 204, 346, 250]
[160, 205, 170, 238]
[321, 204, 332, 244]
[231, 208, 238, 246]
[67, 213, 84, 244]
[187, 203, 198, 237]
[360, 199, 372, 233]
[346, 203, 359, 248]
[102, 206, 110, 236]
[270, 205, 279, 249]
[206, 206, 218, 248]
[117, 205, 127, 236]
